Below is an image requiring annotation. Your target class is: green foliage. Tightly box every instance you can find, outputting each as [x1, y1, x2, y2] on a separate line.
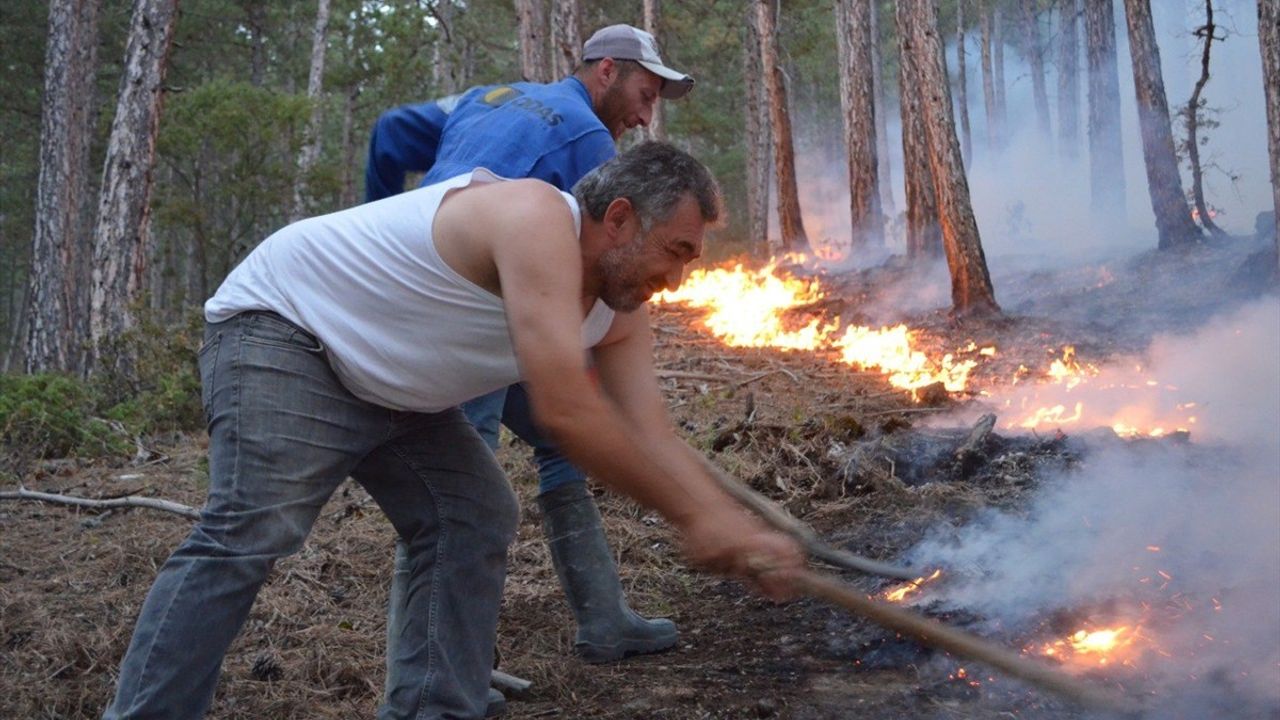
[93, 309, 206, 437]
[0, 374, 132, 471]
[0, 309, 205, 470]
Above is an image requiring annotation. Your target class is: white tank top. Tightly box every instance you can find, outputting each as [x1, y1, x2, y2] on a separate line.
[205, 169, 616, 412]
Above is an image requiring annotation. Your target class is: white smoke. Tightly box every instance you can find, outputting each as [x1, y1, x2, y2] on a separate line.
[907, 297, 1280, 709]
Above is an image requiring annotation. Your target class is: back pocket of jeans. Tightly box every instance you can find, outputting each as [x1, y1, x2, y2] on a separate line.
[198, 332, 222, 425]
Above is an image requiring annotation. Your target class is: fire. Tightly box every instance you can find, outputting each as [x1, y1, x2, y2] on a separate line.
[1003, 347, 1195, 438]
[656, 262, 989, 396]
[882, 569, 943, 603]
[655, 261, 837, 350]
[1034, 624, 1146, 669]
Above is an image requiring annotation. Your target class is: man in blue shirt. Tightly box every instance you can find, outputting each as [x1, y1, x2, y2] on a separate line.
[365, 25, 696, 675]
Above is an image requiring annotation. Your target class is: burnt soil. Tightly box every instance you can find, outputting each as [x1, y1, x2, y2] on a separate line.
[2, 238, 1275, 719]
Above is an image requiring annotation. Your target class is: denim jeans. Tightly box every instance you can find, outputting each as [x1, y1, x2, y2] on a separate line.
[104, 312, 518, 720]
[461, 383, 584, 494]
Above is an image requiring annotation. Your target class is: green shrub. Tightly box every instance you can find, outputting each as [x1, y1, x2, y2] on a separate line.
[0, 374, 132, 470]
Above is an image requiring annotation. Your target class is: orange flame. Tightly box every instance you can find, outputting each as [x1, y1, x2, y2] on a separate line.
[1033, 624, 1146, 669]
[882, 569, 943, 603]
[656, 263, 987, 397]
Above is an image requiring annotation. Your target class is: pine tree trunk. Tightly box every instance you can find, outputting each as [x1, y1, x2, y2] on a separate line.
[247, 3, 266, 87]
[643, 0, 666, 140]
[1057, 0, 1081, 158]
[900, 0, 1000, 316]
[552, 0, 581, 79]
[836, 0, 883, 248]
[1122, 0, 1201, 249]
[340, 85, 361, 208]
[1084, 0, 1126, 224]
[26, 0, 101, 374]
[89, 0, 180, 374]
[432, 0, 458, 93]
[291, 0, 330, 223]
[515, 0, 551, 83]
[1260, 0, 1280, 269]
[956, 0, 973, 165]
[1021, 0, 1052, 140]
[993, 6, 1007, 127]
[979, 0, 999, 150]
[898, 0, 942, 259]
[744, 7, 772, 249]
[870, 2, 895, 218]
[757, 0, 809, 251]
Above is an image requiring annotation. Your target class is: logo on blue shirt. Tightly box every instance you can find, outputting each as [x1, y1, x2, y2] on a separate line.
[480, 86, 563, 127]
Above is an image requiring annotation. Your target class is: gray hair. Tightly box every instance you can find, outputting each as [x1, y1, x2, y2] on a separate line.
[572, 141, 722, 231]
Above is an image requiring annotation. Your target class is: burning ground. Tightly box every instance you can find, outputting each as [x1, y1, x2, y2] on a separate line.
[2, 238, 1278, 718]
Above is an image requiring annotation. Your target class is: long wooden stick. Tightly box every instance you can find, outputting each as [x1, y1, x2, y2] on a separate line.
[0, 486, 200, 520]
[795, 569, 1142, 715]
[701, 457, 919, 580]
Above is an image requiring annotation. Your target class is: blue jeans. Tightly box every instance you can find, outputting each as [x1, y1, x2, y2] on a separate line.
[104, 312, 518, 720]
[462, 383, 584, 494]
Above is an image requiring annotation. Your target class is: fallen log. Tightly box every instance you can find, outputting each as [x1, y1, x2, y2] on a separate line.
[0, 486, 200, 520]
[699, 457, 919, 580]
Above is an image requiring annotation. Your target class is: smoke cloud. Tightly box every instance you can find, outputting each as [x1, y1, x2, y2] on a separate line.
[906, 297, 1280, 712]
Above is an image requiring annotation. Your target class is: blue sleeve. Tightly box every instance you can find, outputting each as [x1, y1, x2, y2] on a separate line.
[528, 129, 617, 191]
[364, 101, 451, 203]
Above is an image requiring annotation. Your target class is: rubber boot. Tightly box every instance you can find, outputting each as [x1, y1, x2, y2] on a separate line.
[539, 483, 678, 663]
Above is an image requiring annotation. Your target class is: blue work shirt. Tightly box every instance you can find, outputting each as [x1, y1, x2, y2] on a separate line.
[365, 77, 616, 201]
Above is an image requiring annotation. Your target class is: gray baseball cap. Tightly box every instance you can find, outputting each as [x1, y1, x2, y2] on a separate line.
[582, 24, 695, 100]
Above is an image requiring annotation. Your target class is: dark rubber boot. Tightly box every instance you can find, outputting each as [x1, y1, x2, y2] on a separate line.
[485, 687, 506, 717]
[540, 483, 678, 664]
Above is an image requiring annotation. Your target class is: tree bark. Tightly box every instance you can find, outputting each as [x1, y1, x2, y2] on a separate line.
[757, 0, 809, 251]
[1084, 0, 1126, 224]
[836, 0, 883, 248]
[1057, 0, 1081, 158]
[643, 0, 666, 140]
[551, 0, 581, 79]
[1183, 0, 1227, 239]
[291, 0, 330, 223]
[956, 0, 973, 165]
[1020, 0, 1052, 140]
[431, 0, 458, 93]
[1261, 0, 1280, 268]
[89, 0, 181, 374]
[1122, 0, 1201, 249]
[340, 85, 361, 208]
[900, 0, 1000, 316]
[898, 0, 942, 259]
[870, 2, 895, 218]
[515, 0, 551, 83]
[979, 0, 999, 150]
[993, 5, 1007, 128]
[26, 0, 101, 374]
[245, 2, 266, 87]
[744, 7, 772, 250]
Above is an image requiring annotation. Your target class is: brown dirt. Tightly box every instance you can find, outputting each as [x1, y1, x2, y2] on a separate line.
[2, 239, 1271, 719]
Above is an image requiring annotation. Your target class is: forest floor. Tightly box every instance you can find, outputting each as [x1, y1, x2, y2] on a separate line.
[2, 236, 1276, 719]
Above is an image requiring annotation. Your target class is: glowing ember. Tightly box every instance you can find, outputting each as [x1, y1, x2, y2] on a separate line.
[882, 569, 943, 603]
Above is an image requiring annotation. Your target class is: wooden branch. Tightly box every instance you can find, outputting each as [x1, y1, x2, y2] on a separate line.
[794, 570, 1142, 714]
[699, 457, 919, 580]
[657, 370, 731, 383]
[955, 412, 997, 458]
[0, 486, 200, 520]
[491, 669, 533, 698]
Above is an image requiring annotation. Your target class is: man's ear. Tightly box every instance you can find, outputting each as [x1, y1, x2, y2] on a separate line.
[595, 57, 618, 87]
[602, 197, 635, 245]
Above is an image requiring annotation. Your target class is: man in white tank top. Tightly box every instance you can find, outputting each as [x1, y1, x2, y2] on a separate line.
[103, 143, 804, 720]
